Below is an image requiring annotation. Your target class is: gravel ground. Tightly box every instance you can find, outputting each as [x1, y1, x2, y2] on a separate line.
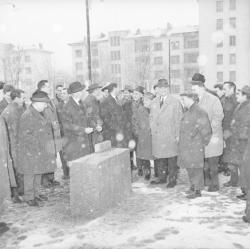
[0, 169, 250, 249]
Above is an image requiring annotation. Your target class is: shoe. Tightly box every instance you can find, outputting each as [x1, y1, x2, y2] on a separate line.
[138, 169, 143, 177]
[242, 216, 250, 223]
[207, 186, 219, 192]
[186, 190, 201, 199]
[12, 195, 23, 203]
[35, 195, 48, 202]
[144, 174, 151, 181]
[223, 181, 232, 187]
[150, 180, 166, 185]
[51, 180, 60, 186]
[185, 186, 195, 195]
[237, 194, 247, 201]
[26, 199, 39, 207]
[166, 181, 176, 188]
[0, 222, 9, 235]
[62, 175, 70, 180]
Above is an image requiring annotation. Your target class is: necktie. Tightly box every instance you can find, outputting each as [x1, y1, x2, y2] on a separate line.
[160, 97, 164, 108]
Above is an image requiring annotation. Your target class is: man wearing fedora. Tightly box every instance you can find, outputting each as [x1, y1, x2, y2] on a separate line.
[150, 79, 183, 188]
[61, 82, 93, 162]
[100, 83, 124, 148]
[191, 73, 224, 192]
[223, 85, 250, 201]
[83, 83, 104, 152]
[18, 91, 56, 206]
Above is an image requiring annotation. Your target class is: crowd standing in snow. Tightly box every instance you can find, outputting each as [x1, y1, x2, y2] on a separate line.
[0, 73, 250, 224]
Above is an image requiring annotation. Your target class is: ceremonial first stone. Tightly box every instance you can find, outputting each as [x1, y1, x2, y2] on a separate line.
[70, 145, 132, 218]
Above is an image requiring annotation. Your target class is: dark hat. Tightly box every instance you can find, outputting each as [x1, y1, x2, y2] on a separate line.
[155, 78, 169, 88]
[101, 82, 117, 92]
[144, 92, 155, 100]
[68, 81, 85, 94]
[10, 89, 24, 100]
[191, 73, 206, 86]
[87, 83, 101, 92]
[133, 86, 145, 94]
[180, 92, 199, 102]
[214, 83, 223, 90]
[124, 85, 133, 92]
[31, 91, 50, 103]
[241, 85, 250, 96]
[3, 84, 14, 93]
[0, 81, 5, 90]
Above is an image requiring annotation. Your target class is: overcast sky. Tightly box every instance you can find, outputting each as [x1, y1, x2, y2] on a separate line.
[0, 0, 198, 73]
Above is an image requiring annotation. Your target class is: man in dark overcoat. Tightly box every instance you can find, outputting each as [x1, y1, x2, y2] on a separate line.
[100, 83, 124, 148]
[18, 91, 56, 206]
[2, 89, 26, 198]
[0, 84, 14, 114]
[223, 86, 250, 200]
[179, 92, 212, 198]
[61, 82, 93, 162]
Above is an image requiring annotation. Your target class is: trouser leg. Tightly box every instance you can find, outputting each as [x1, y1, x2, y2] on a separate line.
[186, 168, 194, 188]
[167, 156, 178, 184]
[34, 174, 41, 198]
[204, 159, 211, 186]
[239, 164, 247, 190]
[60, 151, 69, 177]
[187, 168, 204, 191]
[136, 158, 143, 176]
[207, 156, 219, 189]
[229, 164, 239, 186]
[154, 160, 159, 177]
[155, 158, 168, 182]
[24, 175, 35, 201]
[246, 191, 250, 220]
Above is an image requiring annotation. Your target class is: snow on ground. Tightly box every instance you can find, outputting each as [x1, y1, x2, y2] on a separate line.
[0, 170, 250, 249]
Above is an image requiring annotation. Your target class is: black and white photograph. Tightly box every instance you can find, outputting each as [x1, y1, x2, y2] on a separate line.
[0, 0, 250, 248]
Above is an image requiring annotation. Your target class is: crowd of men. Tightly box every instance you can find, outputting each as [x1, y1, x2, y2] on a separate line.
[0, 72, 250, 224]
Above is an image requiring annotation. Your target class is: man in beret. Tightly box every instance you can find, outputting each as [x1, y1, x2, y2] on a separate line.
[0, 84, 14, 114]
[61, 81, 93, 162]
[191, 73, 224, 192]
[82, 83, 103, 152]
[2, 89, 26, 199]
[18, 91, 56, 206]
[179, 92, 212, 198]
[223, 86, 250, 200]
[100, 83, 124, 148]
[150, 79, 183, 188]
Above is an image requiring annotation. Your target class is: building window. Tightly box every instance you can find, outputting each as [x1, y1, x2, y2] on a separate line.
[75, 49, 82, 58]
[217, 41, 223, 47]
[111, 64, 121, 74]
[154, 56, 163, 65]
[171, 70, 181, 79]
[229, 17, 236, 28]
[92, 49, 98, 56]
[92, 60, 99, 68]
[154, 70, 164, 79]
[25, 67, 32, 74]
[154, 42, 162, 51]
[184, 37, 198, 49]
[135, 55, 150, 64]
[229, 35, 236, 46]
[216, 0, 223, 12]
[217, 54, 223, 65]
[170, 55, 180, 64]
[230, 54, 236, 64]
[230, 71, 236, 81]
[75, 62, 83, 71]
[216, 19, 223, 30]
[110, 36, 120, 46]
[135, 39, 150, 53]
[229, 0, 236, 10]
[171, 41, 180, 50]
[111, 51, 121, 61]
[25, 55, 31, 63]
[217, 72, 223, 82]
[184, 53, 199, 63]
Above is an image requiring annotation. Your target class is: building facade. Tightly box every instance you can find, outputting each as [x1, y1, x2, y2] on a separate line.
[198, 0, 250, 88]
[69, 26, 199, 93]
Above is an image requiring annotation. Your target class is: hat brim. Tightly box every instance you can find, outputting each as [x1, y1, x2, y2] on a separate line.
[191, 81, 205, 86]
[69, 85, 85, 94]
[87, 86, 102, 92]
[31, 97, 50, 103]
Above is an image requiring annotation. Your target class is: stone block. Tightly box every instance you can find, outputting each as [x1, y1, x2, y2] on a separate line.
[94, 140, 111, 153]
[70, 148, 131, 218]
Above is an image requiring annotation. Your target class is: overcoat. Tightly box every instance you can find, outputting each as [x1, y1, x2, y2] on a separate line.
[132, 101, 152, 160]
[0, 98, 8, 114]
[242, 129, 250, 190]
[18, 105, 56, 175]
[2, 103, 25, 170]
[150, 95, 183, 158]
[198, 91, 224, 158]
[83, 94, 103, 151]
[100, 94, 124, 147]
[223, 100, 250, 166]
[178, 103, 212, 169]
[61, 97, 91, 161]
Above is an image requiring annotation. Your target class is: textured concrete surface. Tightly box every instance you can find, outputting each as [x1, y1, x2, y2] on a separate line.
[0, 169, 250, 249]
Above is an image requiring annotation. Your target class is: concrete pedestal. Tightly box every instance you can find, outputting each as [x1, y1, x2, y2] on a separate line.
[70, 148, 131, 218]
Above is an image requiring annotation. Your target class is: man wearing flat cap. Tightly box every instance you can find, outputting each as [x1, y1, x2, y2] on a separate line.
[18, 91, 56, 206]
[0, 84, 14, 114]
[191, 73, 224, 192]
[61, 82, 93, 162]
[100, 83, 124, 147]
[150, 78, 183, 188]
[82, 83, 104, 152]
[178, 92, 212, 198]
[223, 85, 250, 201]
